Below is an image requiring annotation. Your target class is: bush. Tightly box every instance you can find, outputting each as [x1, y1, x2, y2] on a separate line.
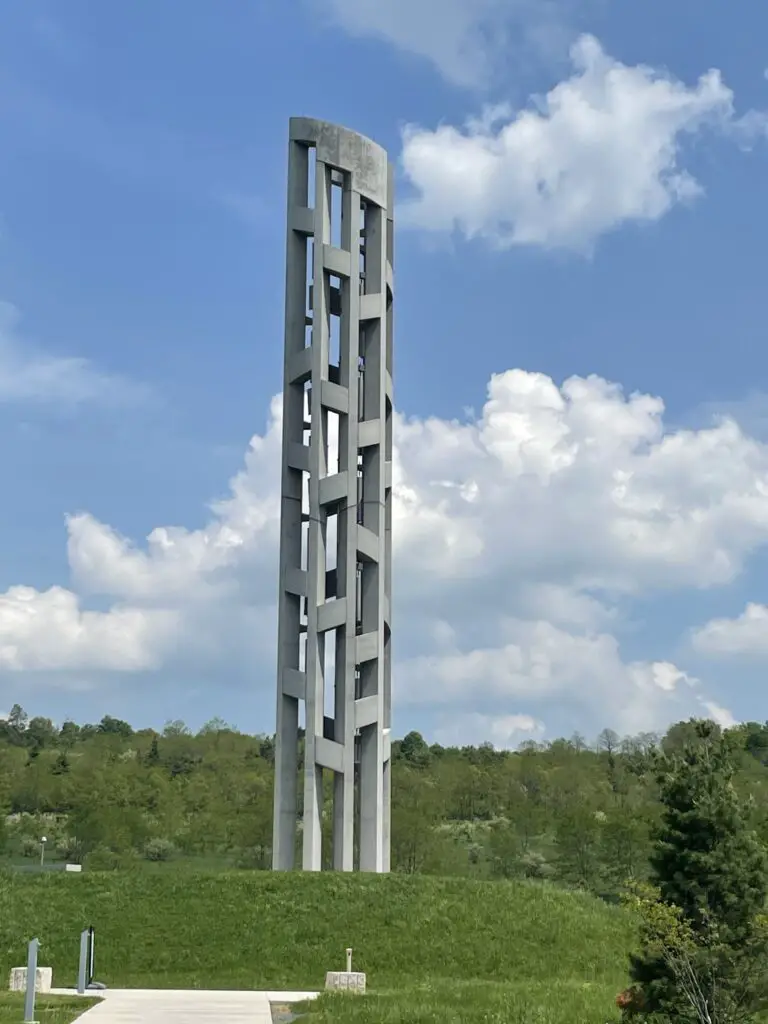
[56, 836, 79, 862]
[234, 846, 270, 870]
[85, 845, 138, 871]
[520, 851, 553, 880]
[19, 837, 39, 859]
[143, 838, 175, 862]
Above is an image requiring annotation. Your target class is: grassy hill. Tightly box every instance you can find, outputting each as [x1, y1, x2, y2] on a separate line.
[0, 869, 636, 1023]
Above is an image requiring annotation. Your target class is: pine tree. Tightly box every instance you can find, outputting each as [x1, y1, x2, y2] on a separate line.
[146, 736, 160, 766]
[628, 720, 768, 1022]
[51, 751, 71, 775]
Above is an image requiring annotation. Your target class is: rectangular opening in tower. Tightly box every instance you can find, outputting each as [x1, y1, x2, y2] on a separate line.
[299, 630, 307, 673]
[327, 410, 339, 475]
[299, 588, 308, 633]
[301, 517, 309, 574]
[386, 284, 393, 373]
[356, 453, 364, 525]
[359, 201, 367, 294]
[305, 239, 314, 348]
[301, 388, 309, 574]
[329, 273, 341, 368]
[307, 145, 316, 209]
[324, 629, 336, 721]
[330, 174, 343, 250]
[356, 561, 363, 633]
[301, 432, 309, 575]
[303, 381, 312, 445]
[325, 508, 338, 575]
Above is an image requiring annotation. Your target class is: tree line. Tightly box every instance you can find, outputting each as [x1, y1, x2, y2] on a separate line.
[3, 703, 768, 892]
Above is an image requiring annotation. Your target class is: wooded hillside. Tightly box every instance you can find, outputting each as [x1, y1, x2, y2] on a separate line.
[3, 705, 768, 890]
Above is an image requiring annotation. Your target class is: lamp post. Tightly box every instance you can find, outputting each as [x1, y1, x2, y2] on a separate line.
[39, 836, 47, 869]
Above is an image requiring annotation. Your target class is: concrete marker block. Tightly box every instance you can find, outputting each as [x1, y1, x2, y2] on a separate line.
[8, 967, 53, 993]
[325, 971, 366, 994]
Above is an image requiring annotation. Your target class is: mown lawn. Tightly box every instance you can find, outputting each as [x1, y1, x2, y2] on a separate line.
[305, 979, 621, 1024]
[0, 994, 99, 1024]
[0, 869, 634, 1022]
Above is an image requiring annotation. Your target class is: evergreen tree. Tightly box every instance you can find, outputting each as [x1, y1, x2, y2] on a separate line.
[146, 736, 161, 766]
[51, 751, 71, 776]
[628, 720, 768, 1022]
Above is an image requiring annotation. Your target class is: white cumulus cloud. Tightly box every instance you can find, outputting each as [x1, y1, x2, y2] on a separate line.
[400, 35, 761, 251]
[3, 368, 766, 739]
[691, 603, 768, 658]
[0, 302, 148, 407]
[435, 711, 546, 749]
[396, 623, 699, 735]
[314, 0, 577, 87]
[700, 700, 738, 729]
[0, 585, 176, 672]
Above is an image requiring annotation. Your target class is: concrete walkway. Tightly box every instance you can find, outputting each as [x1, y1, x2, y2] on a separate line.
[50, 988, 319, 1023]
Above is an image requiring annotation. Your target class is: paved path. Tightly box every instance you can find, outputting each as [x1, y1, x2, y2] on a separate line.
[50, 988, 319, 1023]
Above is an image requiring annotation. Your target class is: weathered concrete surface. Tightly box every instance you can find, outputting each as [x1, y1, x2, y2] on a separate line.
[273, 117, 395, 874]
[9, 966, 53, 992]
[325, 970, 366, 993]
[49, 989, 319, 1024]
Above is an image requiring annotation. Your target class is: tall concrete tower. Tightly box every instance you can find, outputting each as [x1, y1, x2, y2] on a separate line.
[272, 118, 393, 873]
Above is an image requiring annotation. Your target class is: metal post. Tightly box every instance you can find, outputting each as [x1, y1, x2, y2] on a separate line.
[88, 926, 95, 986]
[77, 929, 88, 994]
[23, 938, 39, 1024]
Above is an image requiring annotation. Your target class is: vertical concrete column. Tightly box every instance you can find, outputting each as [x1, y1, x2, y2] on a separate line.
[381, 165, 394, 873]
[273, 118, 393, 873]
[272, 137, 308, 872]
[332, 175, 361, 872]
[301, 150, 331, 872]
[357, 172, 393, 873]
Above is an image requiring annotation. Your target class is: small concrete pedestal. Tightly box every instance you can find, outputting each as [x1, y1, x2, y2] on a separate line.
[325, 971, 366, 994]
[8, 967, 52, 993]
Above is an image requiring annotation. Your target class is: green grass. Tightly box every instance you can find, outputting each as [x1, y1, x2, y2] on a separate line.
[307, 980, 622, 1024]
[1, 852, 240, 874]
[0, 994, 99, 1024]
[0, 870, 635, 1022]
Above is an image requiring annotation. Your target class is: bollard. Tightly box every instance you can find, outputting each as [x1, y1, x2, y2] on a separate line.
[77, 926, 105, 992]
[325, 946, 366, 994]
[77, 929, 89, 994]
[23, 939, 40, 1024]
[88, 926, 95, 987]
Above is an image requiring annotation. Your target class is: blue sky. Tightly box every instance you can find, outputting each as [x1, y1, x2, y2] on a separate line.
[2, 0, 768, 745]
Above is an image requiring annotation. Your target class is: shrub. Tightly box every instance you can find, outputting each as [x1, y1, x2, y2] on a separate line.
[234, 846, 269, 870]
[143, 838, 175, 862]
[520, 851, 553, 880]
[19, 837, 39, 858]
[84, 845, 139, 871]
[56, 836, 79, 862]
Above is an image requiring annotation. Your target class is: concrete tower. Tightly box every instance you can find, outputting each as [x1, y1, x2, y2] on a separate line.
[272, 118, 393, 873]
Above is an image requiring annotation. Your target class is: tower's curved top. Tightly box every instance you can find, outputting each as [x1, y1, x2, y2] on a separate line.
[289, 117, 390, 209]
